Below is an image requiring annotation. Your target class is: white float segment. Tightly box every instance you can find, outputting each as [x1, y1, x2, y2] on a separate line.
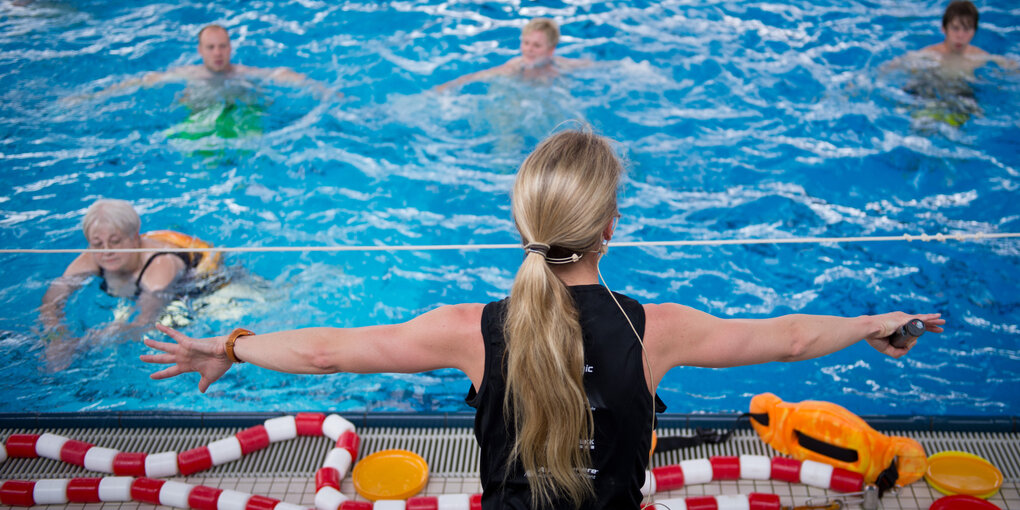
[264, 416, 298, 442]
[799, 460, 835, 488]
[652, 498, 688, 510]
[678, 458, 714, 485]
[373, 501, 406, 510]
[97, 477, 134, 502]
[159, 481, 194, 509]
[83, 446, 119, 473]
[146, 451, 180, 477]
[321, 448, 353, 478]
[715, 494, 751, 510]
[313, 486, 348, 510]
[321, 414, 355, 442]
[437, 493, 471, 510]
[738, 455, 772, 480]
[275, 503, 307, 510]
[640, 469, 655, 496]
[1, 443, 7, 463]
[35, 433, 69, 460]
[33, 479, 70, 505]
[216, 489, 252, 510]
[208, 436, 244, 465]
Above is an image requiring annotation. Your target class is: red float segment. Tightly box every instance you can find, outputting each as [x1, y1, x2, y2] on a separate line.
[652, 464, 685, 492]
[130, 478, 166, 505]
[770, 457, 801, 483]
[710, 456, 741, 480]
[470, 494, 483, 510]
[685, 496, 719, 510]
[0, 480, 36, 506]
[187, 485, 223, 510]
[749, 493, 782, 510]
[112, 452, 147, 476]
[295, 413, 326, 436]
[236, 425, 271, 455]
[5, 435, 40, 458]
[178, 446, 214, 475]
[407, 496, 439, 510]
[829, 467, 865, 493]
[245, 494, 280, 510]
[315, 467, 341, 491]
[336, 431, 360, 461]
[338, 502, 373, 510]
[67, 478, 102, 503]
[60, 439, 94, 467]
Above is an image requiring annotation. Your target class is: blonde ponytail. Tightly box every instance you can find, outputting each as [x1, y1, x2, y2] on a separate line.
[505, 129, 622, 508]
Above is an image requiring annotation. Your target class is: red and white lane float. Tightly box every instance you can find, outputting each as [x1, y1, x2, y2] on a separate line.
[642, 455, 864, 495]
[1, 413, 861, 510]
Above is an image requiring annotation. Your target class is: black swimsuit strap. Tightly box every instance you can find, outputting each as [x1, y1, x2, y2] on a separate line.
[133, 252, 187, 297]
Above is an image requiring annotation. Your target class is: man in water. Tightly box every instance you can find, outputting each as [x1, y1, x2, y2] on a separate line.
[140, 24, 307, 87]
[913, 1, 1016, 76]
[85, 24, 339, 148]
[435, 18, 591, 92]
[889, 2, 1016, 127]
[88, 24, 336, 103]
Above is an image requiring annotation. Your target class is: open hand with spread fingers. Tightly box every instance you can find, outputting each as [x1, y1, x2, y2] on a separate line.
[140, 324, 233, 393]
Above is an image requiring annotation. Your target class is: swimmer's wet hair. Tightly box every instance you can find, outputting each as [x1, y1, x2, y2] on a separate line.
[523, 18, 560, 48]
[82, 199, 140, 239]
[943, 1, 979, 30]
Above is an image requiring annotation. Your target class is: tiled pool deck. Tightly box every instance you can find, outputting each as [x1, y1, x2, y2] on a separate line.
[2, 413, 1017, 510]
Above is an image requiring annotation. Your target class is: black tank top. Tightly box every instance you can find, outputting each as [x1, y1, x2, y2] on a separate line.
[466, 284, 666, 510]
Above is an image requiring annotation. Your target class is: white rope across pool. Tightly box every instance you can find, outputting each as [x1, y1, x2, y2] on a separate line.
[1, 231, 1017, 255]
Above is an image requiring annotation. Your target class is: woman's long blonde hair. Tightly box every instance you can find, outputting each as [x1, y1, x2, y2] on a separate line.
[506, 129, 622, 508]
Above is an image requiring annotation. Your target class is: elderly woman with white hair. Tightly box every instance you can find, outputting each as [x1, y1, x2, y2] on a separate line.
[40, 199, 218, 370]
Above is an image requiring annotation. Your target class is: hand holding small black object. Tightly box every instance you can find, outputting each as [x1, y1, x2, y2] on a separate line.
[887, 319, 925, 348]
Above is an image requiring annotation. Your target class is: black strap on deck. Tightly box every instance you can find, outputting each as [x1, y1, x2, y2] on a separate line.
[653, 413, 748, 452]
[875, 457, 900, 497]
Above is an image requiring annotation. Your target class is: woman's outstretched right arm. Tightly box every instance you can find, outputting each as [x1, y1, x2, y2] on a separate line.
[141, 303, 485, 393]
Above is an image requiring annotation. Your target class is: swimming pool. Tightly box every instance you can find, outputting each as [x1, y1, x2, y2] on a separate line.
[1, 0, 1017, 417]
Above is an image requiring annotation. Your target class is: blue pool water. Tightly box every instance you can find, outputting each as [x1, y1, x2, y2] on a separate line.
[1, 0, 1018, 417]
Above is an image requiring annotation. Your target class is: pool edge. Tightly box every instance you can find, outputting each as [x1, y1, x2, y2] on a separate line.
[0, 411, 1015, 432]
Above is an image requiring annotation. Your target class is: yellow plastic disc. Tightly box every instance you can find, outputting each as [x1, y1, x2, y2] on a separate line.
[352, 449, 429, 501]
[924, 451, 1003, 499]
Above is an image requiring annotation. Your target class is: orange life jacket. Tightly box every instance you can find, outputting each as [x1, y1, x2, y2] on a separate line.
[749, 392, 926, 486]
[142, 230, 222, 276]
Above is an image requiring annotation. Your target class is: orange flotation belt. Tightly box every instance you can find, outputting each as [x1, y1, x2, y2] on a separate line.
[142, 230, 222, 276]
[749, 392, 926, 488]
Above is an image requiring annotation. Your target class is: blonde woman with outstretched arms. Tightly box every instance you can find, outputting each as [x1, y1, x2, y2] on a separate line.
[143, 129, 944, 510]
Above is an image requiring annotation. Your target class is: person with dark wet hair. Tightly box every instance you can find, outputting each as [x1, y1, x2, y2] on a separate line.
[915, 1, 1015, 74]
[884, 2, 1015, 127]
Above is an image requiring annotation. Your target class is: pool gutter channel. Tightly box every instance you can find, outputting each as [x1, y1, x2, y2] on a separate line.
[1, 424, 1017, 482]
[1, 411, 1017, 432]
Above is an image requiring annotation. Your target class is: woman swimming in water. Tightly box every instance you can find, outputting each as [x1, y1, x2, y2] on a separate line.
[40, 198, 218, 370]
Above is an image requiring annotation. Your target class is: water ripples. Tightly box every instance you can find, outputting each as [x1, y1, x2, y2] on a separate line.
[0, 0, 1017, 415]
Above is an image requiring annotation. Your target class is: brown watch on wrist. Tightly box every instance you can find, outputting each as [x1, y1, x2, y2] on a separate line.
[225, 328, 255, 363]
